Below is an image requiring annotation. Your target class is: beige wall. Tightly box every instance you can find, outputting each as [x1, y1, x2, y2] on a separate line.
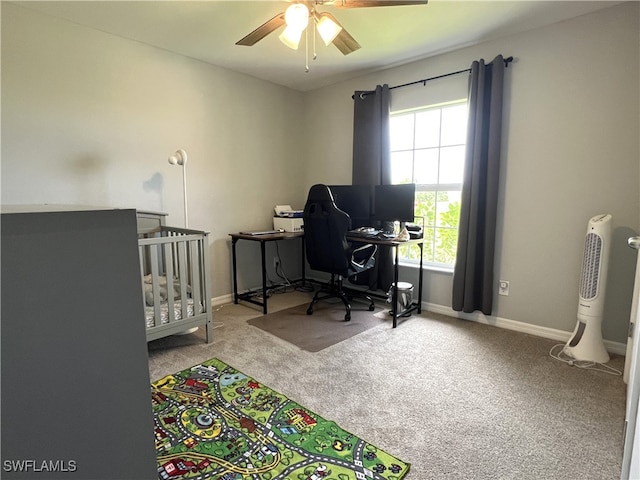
[2, 2, 638, 343]
[303, 2, 640, 343]
[1, 3, 308, 297]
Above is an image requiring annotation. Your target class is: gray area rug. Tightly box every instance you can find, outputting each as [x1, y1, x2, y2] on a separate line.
[148, 291, 627, 479]
[247, 301, 387, 352]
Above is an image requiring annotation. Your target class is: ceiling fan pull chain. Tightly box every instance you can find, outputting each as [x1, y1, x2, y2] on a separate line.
[312, 15, 318, 61]
[305, 26, 310, 72]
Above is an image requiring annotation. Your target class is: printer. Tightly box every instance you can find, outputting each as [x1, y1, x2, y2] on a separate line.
[273, 205, 304, 232]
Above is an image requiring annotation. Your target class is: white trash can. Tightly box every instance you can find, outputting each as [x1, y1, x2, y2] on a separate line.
[386, 281, 414, 316]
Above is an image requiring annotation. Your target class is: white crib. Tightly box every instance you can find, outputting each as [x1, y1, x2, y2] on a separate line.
[137, 212, 212, 343]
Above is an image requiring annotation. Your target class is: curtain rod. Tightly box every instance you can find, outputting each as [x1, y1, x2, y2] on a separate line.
[354, 56, 513, 99]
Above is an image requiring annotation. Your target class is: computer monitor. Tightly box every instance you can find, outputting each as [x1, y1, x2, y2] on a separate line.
[328, 185, 374, 228]
[374, 183, 416, 223]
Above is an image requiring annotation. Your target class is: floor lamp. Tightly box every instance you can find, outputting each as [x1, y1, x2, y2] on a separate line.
[168, 149, 188, 228]
[167, 148, 197, 334]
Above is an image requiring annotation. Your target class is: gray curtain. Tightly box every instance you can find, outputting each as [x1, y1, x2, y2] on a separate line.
[352, 84, 393, 290]
[352, 84, 391, 184]
[452, 55, 506, 315]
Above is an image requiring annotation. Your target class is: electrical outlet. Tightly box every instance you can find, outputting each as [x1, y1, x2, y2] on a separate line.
[498, 280, 509, 296]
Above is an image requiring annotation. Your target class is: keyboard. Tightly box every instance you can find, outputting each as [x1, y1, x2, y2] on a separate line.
[239, 229, 285, 236]
[349, 229, 401, 241]
[348, 227, 380, 237]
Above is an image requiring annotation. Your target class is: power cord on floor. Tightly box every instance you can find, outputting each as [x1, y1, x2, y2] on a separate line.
[549, 343, 622, 376]
[295, 283, 315, 293]
[274, 260, 292, 287]
[269, 283, 297, 295]
[272, 244, 313, 294]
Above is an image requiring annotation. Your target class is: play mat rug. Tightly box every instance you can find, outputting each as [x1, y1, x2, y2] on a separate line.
[152, 357, 410, 480]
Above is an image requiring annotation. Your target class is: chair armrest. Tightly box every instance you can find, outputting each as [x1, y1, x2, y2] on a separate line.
[350, 243, 377, 271]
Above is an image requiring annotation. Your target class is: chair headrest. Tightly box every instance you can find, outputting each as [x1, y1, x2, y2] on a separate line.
[306, 184, 335, 205]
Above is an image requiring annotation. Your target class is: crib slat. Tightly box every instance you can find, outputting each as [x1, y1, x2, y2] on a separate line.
[201, 232, 213, 343]
[149, 243, 162, 326]
[177, 239, 189, 320]
[139, 245, 147, 313]
[190, 239, 202, 314]
[163, 242, 175, 325]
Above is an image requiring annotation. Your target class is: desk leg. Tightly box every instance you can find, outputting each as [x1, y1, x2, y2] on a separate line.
[232, 238, 239, 304]
[260, 240, 268, 314]
[417, 242, 424, 314]
[392, 245, 400, 328]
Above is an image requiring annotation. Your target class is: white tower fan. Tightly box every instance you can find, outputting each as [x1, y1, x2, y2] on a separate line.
[564, 214, 612, 364]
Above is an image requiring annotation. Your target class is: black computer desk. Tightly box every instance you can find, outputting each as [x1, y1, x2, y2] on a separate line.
[229, 231, 305, 314]
[229, 231, 424, 327]
[348, 234, 425, 327]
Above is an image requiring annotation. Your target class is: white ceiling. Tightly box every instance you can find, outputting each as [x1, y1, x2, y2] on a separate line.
[16, 0, 622, 92]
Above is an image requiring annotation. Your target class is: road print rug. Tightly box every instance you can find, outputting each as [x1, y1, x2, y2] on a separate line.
[152, 357, 410, 480]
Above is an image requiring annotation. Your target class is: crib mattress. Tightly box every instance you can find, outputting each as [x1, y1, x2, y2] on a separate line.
[145, 299, 202, 328]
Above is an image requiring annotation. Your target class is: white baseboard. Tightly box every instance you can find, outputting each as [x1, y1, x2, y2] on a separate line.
[211, 290, 627, 357]
[213, 294, 234, 307]
[422, 301, 627, 357]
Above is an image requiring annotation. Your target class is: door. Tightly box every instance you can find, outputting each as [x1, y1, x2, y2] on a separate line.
[621, 237, 640, 479]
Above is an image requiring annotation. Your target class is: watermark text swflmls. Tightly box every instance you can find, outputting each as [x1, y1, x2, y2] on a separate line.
[3, 460, 77, 473]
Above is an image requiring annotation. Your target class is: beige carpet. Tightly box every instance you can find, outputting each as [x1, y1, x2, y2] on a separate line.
[148, 291, 627, 479]
[247, 300, 388, 352]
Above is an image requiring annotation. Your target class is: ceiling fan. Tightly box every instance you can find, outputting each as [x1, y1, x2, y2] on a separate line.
[236, 0, 429, 56]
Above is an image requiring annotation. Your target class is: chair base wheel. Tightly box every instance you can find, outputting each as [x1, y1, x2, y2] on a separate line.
[307, 307, 313, 315]
[368, 305, 375, 311]
[344, 314, 351, 321]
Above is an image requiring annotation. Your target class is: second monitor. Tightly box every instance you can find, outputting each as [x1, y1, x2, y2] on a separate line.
[328, 183, 416, 226]
[374, 183, 416, 223]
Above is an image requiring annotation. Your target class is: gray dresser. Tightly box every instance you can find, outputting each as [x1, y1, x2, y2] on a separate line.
[1, 207, 157, 479]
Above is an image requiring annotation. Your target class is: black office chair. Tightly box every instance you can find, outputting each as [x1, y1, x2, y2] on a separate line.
[303, 184, 377, 321]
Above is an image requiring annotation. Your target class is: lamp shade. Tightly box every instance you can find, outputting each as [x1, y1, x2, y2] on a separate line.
[316, 14, 342, 46]
[279, 25, 304, 50]
[284, 3, 309, 31]
[168, 149, 187, 166]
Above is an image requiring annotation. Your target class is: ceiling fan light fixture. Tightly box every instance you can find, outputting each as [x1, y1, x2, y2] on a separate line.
[284, 3, 309, 31]
[316, 14, 342, 46]
[279, 25, 303, 50]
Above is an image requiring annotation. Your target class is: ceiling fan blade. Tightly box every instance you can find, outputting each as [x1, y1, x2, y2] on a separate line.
[316, 0, 428, 7]
[236, 13, 286, 46]
[332, 28, 361, 55]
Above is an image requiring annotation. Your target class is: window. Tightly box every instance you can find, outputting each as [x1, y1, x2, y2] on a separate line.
[389, 101, 467, 268]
